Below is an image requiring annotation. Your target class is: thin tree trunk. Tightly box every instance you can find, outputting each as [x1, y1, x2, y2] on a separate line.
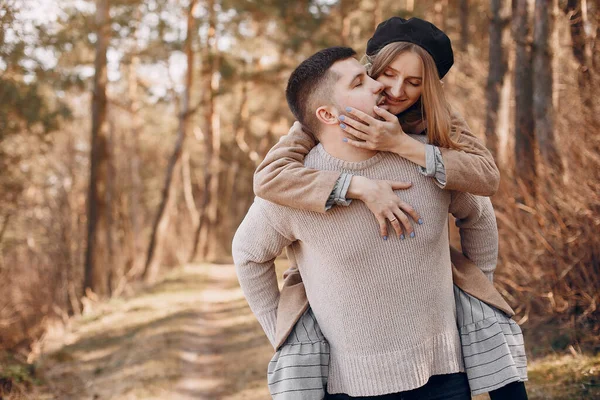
[84, 0, 110, 296]
[142, 0, 197, 282]
[105, 118, 116, 295]
[182, 150, 199, 225]
[202, 59, 221, 260]
[592, 0, 600, 71]
[564, 0, 592, 105]
[460, 0, 470, 52]
[128, 54, 143, 274]
[190, 0, 217, 262]
[534, 0, 563, 174]
[513, 0, 537, 199]
[485, 0, 508, 159]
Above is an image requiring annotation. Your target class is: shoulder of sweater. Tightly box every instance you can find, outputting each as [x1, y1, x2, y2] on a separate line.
[302, 145, 322, 168]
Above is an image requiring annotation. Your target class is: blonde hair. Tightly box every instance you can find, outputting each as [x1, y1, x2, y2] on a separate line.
[365, 42, 462, 150]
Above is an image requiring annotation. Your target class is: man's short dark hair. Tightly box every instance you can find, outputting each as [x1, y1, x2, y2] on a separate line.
[286, 47, 357, 134]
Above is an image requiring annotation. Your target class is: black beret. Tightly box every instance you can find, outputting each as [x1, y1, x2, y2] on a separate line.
[366, 17, 454, 78]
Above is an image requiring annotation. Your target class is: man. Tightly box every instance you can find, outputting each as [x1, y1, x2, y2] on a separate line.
[232, 47, 498, 399]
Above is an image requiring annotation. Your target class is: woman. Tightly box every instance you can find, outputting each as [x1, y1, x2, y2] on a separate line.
[259, 17, 528, 400]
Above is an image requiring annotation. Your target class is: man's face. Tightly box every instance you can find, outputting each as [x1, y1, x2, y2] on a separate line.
[330, 58, 385, 119]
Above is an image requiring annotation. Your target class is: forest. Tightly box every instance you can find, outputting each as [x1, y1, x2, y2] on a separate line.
[0, 0, 599, 398]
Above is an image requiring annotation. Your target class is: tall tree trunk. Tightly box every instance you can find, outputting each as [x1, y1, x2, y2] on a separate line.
[534, 0, 563, 174]
[485, 0, 508, 159]
[142, 0, 197, 282]
[202, 59, 221, 260]
[127, 54, 143, 275]
[591, 0, 600, 71]
[564, 0, 592, 105]
[513, 0, 537, 199]
[460, 0, 470, 52]
[190, 0, 218, 262]
[84, 0, 110, 296]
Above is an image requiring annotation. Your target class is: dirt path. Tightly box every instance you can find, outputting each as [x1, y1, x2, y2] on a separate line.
[33, 262, 599, 400]
[36, 263, 283, 400]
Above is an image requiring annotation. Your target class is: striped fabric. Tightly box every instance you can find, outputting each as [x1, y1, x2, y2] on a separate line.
[268, 308, 329, 399]
[454, 286, 528, 396]
[267, 287, 527, 399]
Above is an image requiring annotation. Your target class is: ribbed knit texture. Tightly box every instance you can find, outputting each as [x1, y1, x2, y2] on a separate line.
[233, 140, 498, 397]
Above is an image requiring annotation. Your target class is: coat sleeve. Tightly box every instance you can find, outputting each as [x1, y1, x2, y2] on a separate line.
[253, 122, 341, 214]
[438, 112, 500, 196]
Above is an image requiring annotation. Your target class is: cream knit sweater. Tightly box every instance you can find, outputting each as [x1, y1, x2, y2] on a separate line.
[232, 142, 498, 396]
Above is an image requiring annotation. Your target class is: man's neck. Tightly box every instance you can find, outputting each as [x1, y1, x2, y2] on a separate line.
[318, 126, 378, 162]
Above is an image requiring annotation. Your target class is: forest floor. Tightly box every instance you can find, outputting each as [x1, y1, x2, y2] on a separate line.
[3, 262, 599, 399]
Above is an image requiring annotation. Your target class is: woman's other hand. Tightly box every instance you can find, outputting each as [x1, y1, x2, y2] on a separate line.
[346, 176, 422, 239]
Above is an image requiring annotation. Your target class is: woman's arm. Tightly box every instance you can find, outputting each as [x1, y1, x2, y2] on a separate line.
[437, 112, 500, 196]
[253, 122, 419, 238]
[253, 122, 340, 214]
[340, 107, 500, 196]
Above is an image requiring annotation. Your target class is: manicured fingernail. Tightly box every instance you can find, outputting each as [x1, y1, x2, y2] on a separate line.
[342, 138, 348, 142]
[340, 123, 346, 129]
[410, 232, 415, 238]
[383, 236, 388, 241]
[418, 218, 423, 225]
[345, 107, 352, 112]
[400, 234, 405, 240]
[339, 115, 345, 121]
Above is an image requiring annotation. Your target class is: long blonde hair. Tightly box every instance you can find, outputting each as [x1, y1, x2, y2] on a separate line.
[365, 42, 462, 150]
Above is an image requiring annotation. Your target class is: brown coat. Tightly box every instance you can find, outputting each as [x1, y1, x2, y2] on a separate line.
[253, 113, 511, 350]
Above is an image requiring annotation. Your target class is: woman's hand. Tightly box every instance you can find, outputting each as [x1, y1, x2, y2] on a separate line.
[339, 106, 409, 153]
[347, 176, 422, 239]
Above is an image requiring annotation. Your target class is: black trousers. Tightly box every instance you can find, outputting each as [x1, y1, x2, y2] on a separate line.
[489, 381, 528, 400]
[324, 373, 471, 400]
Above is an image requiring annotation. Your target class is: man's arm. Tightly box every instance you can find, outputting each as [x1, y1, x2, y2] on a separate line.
[232, 201, 294, 347]
[449, 192, 499, 281]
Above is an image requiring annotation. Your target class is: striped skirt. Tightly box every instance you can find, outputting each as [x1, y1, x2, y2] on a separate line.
[268, 308, 329, 399]
[454, 286, 528, 395]
[267, 286, 527, 399]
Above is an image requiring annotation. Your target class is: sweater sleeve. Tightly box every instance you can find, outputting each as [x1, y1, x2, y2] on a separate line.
[437, 111, 500, 196]
[253, 122, 342, 214]
[448, 192, 498, 282]
[231, 200, 294, 347]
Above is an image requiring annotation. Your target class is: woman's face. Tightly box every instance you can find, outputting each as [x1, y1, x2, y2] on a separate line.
[376, 51, 423, 115]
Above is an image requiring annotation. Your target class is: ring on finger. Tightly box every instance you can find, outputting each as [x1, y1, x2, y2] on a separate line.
[388, 217, 397, 222]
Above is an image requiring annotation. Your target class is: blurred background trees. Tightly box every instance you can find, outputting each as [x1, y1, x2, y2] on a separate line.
[1, 0, 598, 355]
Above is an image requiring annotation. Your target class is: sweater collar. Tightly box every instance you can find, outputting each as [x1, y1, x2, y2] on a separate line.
[316, 144, 385, 171]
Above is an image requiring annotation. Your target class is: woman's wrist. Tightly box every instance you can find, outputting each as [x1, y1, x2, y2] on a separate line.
[391, 135, 427, 168]
[346, 176, 371, 201]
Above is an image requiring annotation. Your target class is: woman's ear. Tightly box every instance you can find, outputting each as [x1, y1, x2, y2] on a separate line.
[315, 106, 339, 126]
